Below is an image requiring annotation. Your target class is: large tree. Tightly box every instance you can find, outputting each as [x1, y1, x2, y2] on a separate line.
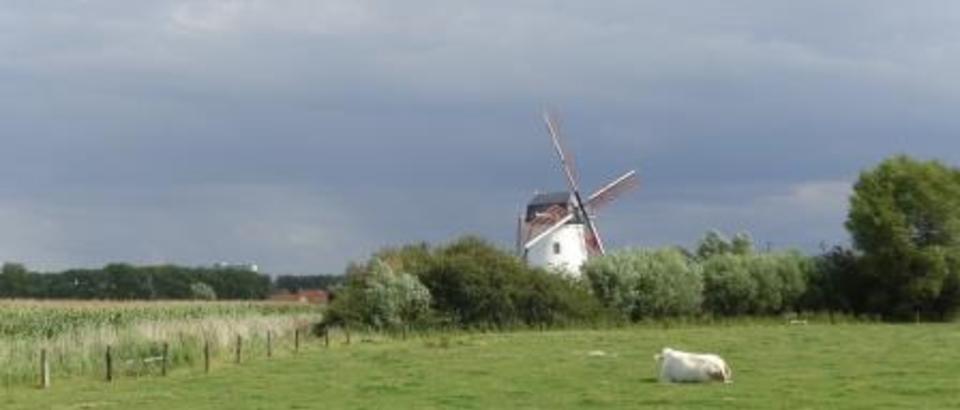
[0, 263, 31, 297]
[846, 155, 960, 319]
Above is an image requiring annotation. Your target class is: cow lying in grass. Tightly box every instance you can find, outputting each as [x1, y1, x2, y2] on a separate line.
[654, 347, 733, 383]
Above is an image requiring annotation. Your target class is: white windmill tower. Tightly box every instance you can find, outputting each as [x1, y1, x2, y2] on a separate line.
[517, 111, 639, 277]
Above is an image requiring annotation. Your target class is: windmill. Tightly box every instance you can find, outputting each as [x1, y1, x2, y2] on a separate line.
[517, 111, 639, 276]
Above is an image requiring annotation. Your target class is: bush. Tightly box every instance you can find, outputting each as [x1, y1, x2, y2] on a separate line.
[327, 260, 432, 330]
[702, 254, 755, 315]
[695, 230, 753, 260]
[418, 236, 605, 327]
[333, 236, 607, 328]
[702, 252, 812, 315]
[582, 248, 703, 320]
[189, 282, 217, 300]
[772, 251, 812, 312]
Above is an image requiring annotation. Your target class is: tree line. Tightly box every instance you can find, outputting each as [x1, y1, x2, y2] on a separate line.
[584, 155, 960, 322]
[0, 263, 345, 300]
[328, 155, 960, 328]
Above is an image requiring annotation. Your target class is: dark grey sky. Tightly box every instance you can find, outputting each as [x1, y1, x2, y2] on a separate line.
[3, 1, 960, 273]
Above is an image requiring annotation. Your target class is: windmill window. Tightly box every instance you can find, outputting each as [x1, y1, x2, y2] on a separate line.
[553, 242, 562, 255]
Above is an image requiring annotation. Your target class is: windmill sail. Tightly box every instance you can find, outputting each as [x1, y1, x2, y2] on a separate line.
[543, 110, 607, 255]
[587, 170, 639, 211]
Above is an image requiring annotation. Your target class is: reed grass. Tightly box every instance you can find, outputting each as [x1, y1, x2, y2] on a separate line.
[0, 299, 322, 387]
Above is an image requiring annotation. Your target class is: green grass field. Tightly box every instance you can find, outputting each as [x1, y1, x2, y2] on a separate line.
[3, 323, 959, 409]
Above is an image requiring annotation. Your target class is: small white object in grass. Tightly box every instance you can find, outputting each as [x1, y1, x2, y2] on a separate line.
[654, 347, 732, 383]
[587, 350, 607, 357]
[789, 319, 808, 325]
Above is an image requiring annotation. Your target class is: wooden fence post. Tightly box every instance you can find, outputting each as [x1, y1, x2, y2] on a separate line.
[235, 335, 242, 364]
[324, 328, 330, 348]
[105, 345, 113, 382]
[267, 331, 273, 359]
[40, 348, 50, 389]
[203, 341, 210, 374]
[161, 342, 169, 377]
[294, 328, 300, 353]
[345, 326, 351, 345]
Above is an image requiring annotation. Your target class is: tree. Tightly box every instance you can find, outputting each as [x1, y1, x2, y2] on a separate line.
[846, 155, 960, 319]
[0, 263, 31, 297]
[372, 242, 433, 275]
[803, 246, 862, 314]
[418, 237, 527, 326]
[583, 248, 704, 319]
[189, 282, 218, 300]
[696, 230, 755, 260]
[327, 260, 432, 329]
[383, 236, 605, 327]
[696, 230, 732, 260]
[702, 254, 756, 315]
[731, 232, 755, 255]
[104, 263, 153, 299]
[701, 251, 812, 316]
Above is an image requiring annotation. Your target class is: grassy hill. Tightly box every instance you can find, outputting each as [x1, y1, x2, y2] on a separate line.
[4, 323, 959, 409]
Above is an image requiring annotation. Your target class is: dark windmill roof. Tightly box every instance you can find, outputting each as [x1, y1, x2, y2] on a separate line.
[528, 191, 573, 206]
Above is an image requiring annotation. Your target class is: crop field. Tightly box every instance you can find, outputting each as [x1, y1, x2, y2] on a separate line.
[3, 322, 959, 409]
[0, 300, 323, 387]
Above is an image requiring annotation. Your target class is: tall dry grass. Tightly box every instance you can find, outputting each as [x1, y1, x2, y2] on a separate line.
[0, 300, 323, 386]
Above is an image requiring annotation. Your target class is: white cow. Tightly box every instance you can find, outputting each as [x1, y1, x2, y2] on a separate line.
[654, 347, 733, 383]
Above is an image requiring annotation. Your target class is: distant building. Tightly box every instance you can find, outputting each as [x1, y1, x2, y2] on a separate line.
[213, 262, 259, 273]
[269, 289, 329, 304]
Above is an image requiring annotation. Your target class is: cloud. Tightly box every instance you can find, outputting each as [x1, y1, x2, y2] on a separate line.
[168, 0, 249, 32]
[0, 198, 65, 266]
[1, 1, 959, 272]
[760, 180, 852, 215]
[0, 185, 372, 274]
[609, 179, 853, 251]
[168, 0, 377, 34]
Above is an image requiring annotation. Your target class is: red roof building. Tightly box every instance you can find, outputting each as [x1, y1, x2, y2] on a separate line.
[269, 289, 329, 304]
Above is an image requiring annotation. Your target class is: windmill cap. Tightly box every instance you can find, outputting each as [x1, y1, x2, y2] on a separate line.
[527, 191, 573, 207]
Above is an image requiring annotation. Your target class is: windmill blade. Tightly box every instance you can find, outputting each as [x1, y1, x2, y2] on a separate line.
[524, 212, 576, 250]
[543, 110, 606, 256]
[582, 170, 638, 256]
[583, 217, 606, 255]
[516, 209, 525, 256]
[584, 225, 605, 256]
[586, 170, 639, 212]
[542, 110, 581, 194]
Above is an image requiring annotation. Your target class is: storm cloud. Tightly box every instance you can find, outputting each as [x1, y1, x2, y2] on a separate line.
[2, 1, 960, 273]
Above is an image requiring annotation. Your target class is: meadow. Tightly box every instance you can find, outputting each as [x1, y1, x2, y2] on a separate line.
[0, 300, 323, 387]
[3, 322, 959, 409]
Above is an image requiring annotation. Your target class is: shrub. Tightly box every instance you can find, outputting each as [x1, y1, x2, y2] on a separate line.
[189, 282, 217, 300]
[703, 252, 813, 315]
[582, 248, 703, 320]
[702, 254, 756, 315]
[327, 261, 432, 330]
[335, 236, 607, 328]
[695, 230, 754, 261]
[418, 236, 605, 327]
